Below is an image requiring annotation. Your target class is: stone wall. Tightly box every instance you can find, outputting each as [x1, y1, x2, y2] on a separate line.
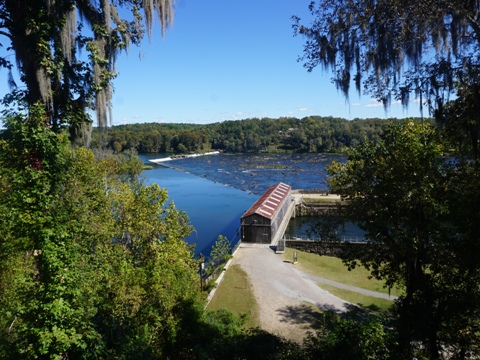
[286, 240, 368, 258]
[295, 203, 338, 217]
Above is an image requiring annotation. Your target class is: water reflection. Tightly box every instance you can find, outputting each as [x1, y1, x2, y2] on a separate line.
[284, 216, 365, 240]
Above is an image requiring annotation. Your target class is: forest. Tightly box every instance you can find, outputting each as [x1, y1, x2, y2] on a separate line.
[92, 116, 424, 154]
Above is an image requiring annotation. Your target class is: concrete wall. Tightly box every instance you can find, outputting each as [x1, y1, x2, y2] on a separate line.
[295, 203, 338, 217]
[286, 240, 368, 258]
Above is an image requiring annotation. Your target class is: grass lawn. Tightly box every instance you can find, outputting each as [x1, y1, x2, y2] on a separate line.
[207, 248, 399, 322]
[205, 264, 260, 328]
[282, 248, 402, 306]
[318, 283, 395, 313]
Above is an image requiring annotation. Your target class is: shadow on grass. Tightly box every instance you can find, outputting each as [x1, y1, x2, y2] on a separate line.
[276, 303, 324, 330]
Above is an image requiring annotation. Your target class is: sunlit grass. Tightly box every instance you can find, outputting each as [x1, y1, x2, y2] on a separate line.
[319, 283, 394, 313]
[282, 248, 403, 297]
[205, 264, 260, 328]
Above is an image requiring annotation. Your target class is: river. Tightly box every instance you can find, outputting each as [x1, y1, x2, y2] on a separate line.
[139, 153, 358, 257]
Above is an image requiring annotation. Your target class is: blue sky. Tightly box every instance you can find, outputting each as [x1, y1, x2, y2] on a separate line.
[111, 0, 423, 125]
[2, 0, 422, 125]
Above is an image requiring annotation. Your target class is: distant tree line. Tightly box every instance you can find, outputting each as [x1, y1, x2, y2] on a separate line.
[92, 116, 429, 154]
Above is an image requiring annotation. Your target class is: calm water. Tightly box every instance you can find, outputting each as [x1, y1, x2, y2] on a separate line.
[139, 153, 357, 256]
[139, 154, 255, 256]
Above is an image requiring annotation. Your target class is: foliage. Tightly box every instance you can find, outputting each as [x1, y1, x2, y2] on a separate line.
[296, 2, 480, 356]
[327, 120, 480, 358]
[90, 116, 413, 154]
[210, 235, 232, 265]
[302, 309, 392, 360]
[0, 0, 175, 144]
[0, 107, 203, 359]
[294, 0, 480, 176]
[440, 79, 480, 163]
[293, 0, 480, 115]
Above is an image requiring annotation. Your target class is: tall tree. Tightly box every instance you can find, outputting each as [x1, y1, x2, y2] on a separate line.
[0, 106, 203, 358]
[0, 0, 175, 145]
[327, 120, 480, 358]
[293, 0, 480, 160]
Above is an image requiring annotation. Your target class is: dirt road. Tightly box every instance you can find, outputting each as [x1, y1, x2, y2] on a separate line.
[231, 245, 351, 342]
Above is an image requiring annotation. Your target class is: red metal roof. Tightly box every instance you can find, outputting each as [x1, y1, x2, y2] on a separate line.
[241, 182, 291, 220]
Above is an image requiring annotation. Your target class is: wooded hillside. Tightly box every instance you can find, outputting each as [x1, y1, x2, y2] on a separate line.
[93, 116, 429, 154]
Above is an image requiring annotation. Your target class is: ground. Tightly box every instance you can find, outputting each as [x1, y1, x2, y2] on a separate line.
[225, 244, 394, 343]
[230, 245, 351, 342]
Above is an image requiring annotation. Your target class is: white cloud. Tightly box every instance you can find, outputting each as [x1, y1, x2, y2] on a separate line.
[363, 99, 383, 108]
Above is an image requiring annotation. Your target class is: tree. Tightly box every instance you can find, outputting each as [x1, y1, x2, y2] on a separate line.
[302, 309, 391, 360]
[210, 235, 232, 266]
[0, 0, 175, 144]
[440, 79, 480, 163]
[327, 120, 480, 358]
[296, 3, 480, 355]
[0, 107, 202, 358]
[293, 0, 480, 149]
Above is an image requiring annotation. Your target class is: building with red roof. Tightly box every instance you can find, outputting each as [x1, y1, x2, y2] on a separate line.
[240, 182, 292, 244]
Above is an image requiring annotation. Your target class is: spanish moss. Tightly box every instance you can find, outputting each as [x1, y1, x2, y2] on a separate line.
[0, 0, 176, 144]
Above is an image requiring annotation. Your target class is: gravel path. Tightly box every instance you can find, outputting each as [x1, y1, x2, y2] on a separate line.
[230, 245, 397, 342]
[300, 273, 398, 301]
[231, 245, 352, 342]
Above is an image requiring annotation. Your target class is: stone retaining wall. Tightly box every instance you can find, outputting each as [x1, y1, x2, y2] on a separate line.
[286, 240, 368, 258]
[295, 203, 338, 217]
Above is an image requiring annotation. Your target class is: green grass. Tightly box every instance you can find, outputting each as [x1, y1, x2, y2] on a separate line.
[319, 283, 394, 313]
[205, 264, 260, 328]
[282, 248, 403, 297]
[207, 249, 399, 324]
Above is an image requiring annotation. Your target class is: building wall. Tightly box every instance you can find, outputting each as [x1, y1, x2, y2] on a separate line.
[242, 191, 292, 243]
[241, 213, 271, 243]
[270, 192, 291, 241]
[285, 240, 369, 258]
